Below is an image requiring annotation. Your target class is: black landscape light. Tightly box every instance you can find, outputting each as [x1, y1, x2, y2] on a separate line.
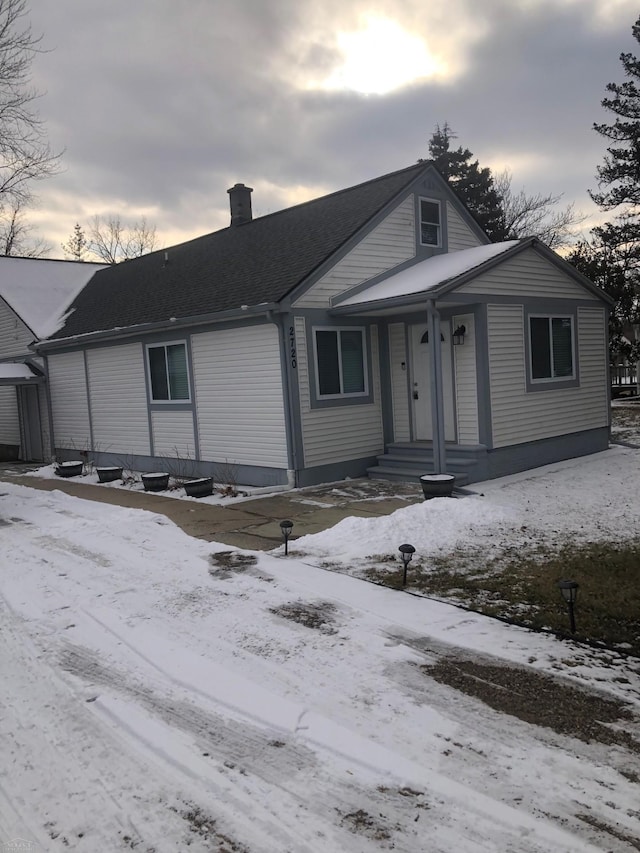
[398, 543, 416, 586]
[280, 519, 294, 556]
[558, 579, 579, 634]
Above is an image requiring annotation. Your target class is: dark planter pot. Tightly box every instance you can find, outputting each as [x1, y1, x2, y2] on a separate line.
[184, 477, 214, 498]
[97, 466, 123, 483]
[419, 473, 456, 500]
[142, 472, 170, 492]
[55, 461, 84, 478]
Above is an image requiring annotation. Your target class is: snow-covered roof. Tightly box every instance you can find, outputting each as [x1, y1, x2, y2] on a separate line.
[0, 362, 38, 380]
[335, 241, 520, 308]
[0, 256, 106, 339]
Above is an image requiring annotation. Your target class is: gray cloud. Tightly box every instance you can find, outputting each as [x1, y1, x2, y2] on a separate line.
[24, 0, 640, 251]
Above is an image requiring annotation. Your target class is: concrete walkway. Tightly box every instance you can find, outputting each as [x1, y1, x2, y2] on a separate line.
[0, 466, 423, 551]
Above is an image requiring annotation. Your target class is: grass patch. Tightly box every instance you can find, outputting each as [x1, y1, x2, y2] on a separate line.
[269, 600, 338, 634]
[364, 540, 640, 656]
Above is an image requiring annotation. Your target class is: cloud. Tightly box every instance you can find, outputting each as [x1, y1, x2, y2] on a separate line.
[23, 0, 640, 252]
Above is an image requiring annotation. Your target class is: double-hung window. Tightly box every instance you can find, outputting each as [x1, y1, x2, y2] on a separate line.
[314, 327, 367, 399]
[420, 198, 441, 247]
[529, 316, 574, 381]
[147, 342, 190, 401]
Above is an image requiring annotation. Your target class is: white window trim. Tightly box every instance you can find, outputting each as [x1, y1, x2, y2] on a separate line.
[146, 340, 192, 403]
[312, 326, 369, 400]
[528, 314, 576, 383]
[419, 197, 442, 248]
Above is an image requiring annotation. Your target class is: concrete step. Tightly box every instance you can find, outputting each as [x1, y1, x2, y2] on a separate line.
[367, 465, 471, 487]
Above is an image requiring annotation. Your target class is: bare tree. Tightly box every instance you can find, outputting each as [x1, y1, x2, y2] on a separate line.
[494, 170, 585, 249]
[0, 0, 60, 251]
[0, 196, 50, 256]
[87, 214, 157, 263]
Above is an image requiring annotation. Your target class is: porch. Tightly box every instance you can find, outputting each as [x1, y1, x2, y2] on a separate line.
[367, 441, 488, 486]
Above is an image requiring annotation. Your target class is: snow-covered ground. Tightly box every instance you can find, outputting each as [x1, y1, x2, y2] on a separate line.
[1, 442, 640, 852]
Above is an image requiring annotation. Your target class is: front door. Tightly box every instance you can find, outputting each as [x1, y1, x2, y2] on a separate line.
[410, 323, 455, 441]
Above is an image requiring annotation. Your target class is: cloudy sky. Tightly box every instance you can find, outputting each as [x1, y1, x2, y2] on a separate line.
[23, 0, 640, 256]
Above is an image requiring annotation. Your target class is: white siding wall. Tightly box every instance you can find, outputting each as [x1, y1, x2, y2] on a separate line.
[0, 386, 19, 444]
[86, 344, 150, 454]
[48, 351, 91, 449]
[294, 196, 416, 308]
[296, 317, 384, 467]
[192, 325, 288, 467]
[0, 298, 32, 358]
[389, 323, 410, 441]
[446, 203, 483, 252]
[458, 248, 600, 299]
[452, 314, 479, 443]
[151, 410, 196, 458]
[488, 305, 609, 448]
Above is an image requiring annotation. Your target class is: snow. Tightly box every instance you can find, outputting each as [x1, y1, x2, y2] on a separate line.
[0, 256, 105, 339]
[336, 241, 519, 306]
[1, 448, 640, 851]
[0, 363, 38, 380]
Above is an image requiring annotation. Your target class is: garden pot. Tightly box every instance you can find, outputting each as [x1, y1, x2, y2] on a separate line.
[184, 477, 214, 498]
[141, 472, 170, 492]
[419, 473, 456, 500]
[55, 460, 84, 478]
[97, 466, 123, 483]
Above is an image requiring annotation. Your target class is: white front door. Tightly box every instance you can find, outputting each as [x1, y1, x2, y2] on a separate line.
[410, 323, 455, 441]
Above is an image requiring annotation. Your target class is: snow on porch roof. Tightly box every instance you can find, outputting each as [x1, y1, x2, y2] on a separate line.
[0, 256, 106, 339]
[0, 362, 40, 382]
[334, 240, 520, 308]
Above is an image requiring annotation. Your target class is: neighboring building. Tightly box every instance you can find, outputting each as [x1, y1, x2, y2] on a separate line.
[30, 162, 612, 486]
[0, 257, 106, 461]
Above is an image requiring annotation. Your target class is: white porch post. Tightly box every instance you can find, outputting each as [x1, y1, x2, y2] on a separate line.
[427, 299, 446, 473]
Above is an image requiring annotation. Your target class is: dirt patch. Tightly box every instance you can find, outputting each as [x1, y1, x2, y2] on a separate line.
[576, 811, 640, 850]
[269, 600, 338, 634]
[421, 657, 639, 751]
[176, 804, 249, 852]
[209, 551, 258, 577]
[337, 808, 397, 841]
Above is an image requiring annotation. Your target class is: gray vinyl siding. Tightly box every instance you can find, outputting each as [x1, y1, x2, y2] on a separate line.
[151, 410, 196, 458]
[453, 313, 479, 443]
[0, 386, 19, 444]
[86, 343, 150, 455]
[48, 351, 91, 449]
[488, 305, 608, 448]
[296, 317, 384, 467]
[191, 324, 288, 468]
[293, 196, 416, 309]
[389, 323, 410, 441]
[0, 298, 32, 357]
[457, 248, 600, 299]
[446, 202, 484, 252]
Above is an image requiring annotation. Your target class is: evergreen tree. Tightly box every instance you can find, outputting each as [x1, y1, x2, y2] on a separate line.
[427, 123, 507, 241]
[61, 223, 88, 260]
[591, 15, 640, 212]
[570, 14, 640, 362]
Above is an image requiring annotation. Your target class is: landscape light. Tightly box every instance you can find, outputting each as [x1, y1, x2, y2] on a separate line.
[398, 543, 416, 586]
[279, 519, 294, 556]
[558, 579, 579, 634]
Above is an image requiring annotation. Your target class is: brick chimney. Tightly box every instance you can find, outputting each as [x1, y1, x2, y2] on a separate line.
[227, 183, 253, 226]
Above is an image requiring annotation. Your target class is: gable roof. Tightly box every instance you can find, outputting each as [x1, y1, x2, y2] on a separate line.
[48, 162, 431, 341]
[0, 256, 106, 339]
[332, 237, 614, 314]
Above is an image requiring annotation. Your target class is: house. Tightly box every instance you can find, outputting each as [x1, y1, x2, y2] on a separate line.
[32, 162, 612, 487]
[0, 256, 106, 461]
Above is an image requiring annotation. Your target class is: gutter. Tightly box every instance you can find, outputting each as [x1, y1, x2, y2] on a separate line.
[33, 302, 283, 353]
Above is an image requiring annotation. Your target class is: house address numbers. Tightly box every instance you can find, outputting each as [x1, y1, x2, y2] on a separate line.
[289, 326, 297, 369]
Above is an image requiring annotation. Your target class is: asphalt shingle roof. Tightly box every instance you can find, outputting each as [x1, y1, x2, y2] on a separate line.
[51, 163, 429, 340]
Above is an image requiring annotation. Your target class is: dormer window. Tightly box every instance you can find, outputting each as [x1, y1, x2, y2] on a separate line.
[420, 199, 441, 247]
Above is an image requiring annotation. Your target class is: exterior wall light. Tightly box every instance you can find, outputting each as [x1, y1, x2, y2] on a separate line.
[280, 519, 294, 555]
[452, 325, 466, 346]
[399, 543, 416, 586]
[558, 579, 579, 634]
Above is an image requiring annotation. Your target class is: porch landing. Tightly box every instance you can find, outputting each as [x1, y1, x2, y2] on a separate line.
[367, 441, 489, 487]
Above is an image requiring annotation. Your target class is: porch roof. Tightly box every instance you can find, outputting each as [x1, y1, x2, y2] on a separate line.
[332, 240, 519, 314]
[0, 362, 43, 384]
